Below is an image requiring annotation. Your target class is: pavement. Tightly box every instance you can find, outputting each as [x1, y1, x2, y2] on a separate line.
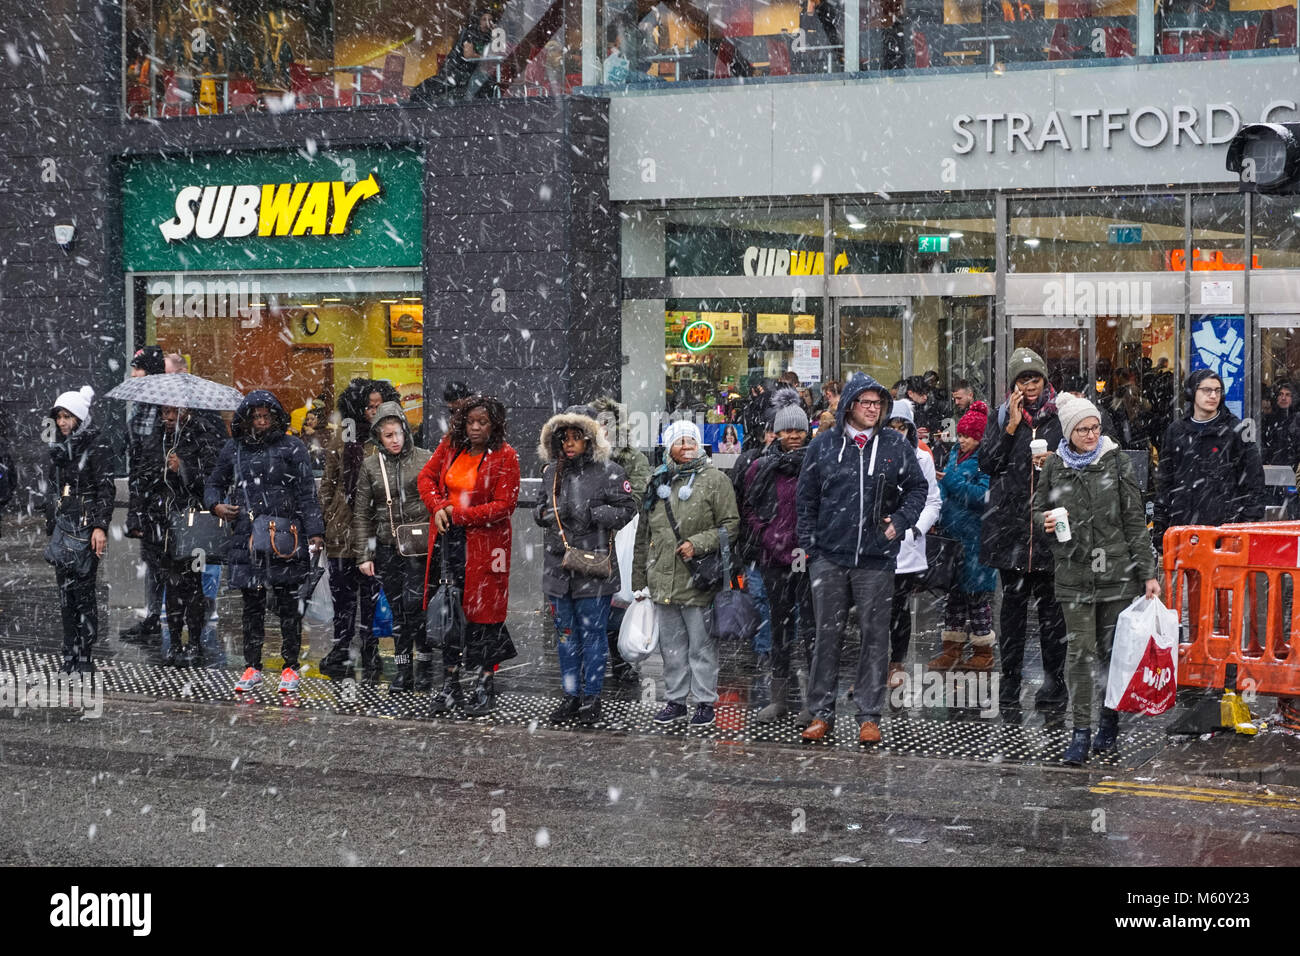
[2, 510, 1299, 865]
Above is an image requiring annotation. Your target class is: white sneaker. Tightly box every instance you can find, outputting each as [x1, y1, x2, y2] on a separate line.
[234, 667, 263, 693]
[277, 667, 301, 694]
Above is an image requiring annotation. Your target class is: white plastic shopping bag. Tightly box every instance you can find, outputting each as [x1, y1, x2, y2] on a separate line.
[617, 591, 658, 663]
[611, 512, 639, 608]
[304, 562, 334, 626]
[1105, 595, 1179, 715]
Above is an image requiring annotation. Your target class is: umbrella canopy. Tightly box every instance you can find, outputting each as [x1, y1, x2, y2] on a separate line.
[105, 372, 244, 411]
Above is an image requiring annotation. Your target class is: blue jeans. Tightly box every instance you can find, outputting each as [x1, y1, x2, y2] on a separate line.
[550, 594, 612, 697]
[747, 561, 773, 655]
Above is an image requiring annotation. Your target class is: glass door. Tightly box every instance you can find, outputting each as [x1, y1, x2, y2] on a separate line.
[1009, 315, 1095, 393]
[837, 295, 993, 394]
[837, 298, 907, 387]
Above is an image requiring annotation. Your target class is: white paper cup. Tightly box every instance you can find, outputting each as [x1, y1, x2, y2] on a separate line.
[1049, 507, 1071, 542]
[1030, 439, 1048, 456]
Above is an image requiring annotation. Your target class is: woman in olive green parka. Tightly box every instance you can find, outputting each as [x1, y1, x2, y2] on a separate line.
[1032, 393, 1159, 766]
[631, 419, 739, 728]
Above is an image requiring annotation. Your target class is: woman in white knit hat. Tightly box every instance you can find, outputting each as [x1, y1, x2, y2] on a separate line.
[43, 386, 115, 674]
[1032, 391, 1159, 766]
[631, 419, 740, 728]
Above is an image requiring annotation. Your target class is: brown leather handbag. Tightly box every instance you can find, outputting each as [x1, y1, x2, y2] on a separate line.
[552, 469, 613, 579]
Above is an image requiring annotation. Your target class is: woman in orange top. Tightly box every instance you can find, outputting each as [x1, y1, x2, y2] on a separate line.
[418, 396, 520, 716]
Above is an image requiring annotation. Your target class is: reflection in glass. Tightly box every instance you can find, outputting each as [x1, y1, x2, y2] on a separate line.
[1009, 194, 1185, 273]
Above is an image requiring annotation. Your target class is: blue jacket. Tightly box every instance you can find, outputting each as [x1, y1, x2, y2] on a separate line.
[938, 451, 998, 594]
[796, 372, 928, 570]
[204, 391, 325, 589]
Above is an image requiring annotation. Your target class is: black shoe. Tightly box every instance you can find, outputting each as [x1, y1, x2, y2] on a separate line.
[413, 652, 434, 692]
[577, 695, 602, 726]
[1062, 727, 1091, 766]
[548, 695, 581, 723]
[161, 647, 180, 668]
[120, 615, 161, 643]
[1093, 708, 1120, 754]
[391, 663, 413, 692]
[59, 656, 78, 674]
[319, 647, 353, 680]
[463, 674, 495, 718]
[610, 660, 638, 683]
[430, 672, 463, 714]
[1035, 677, 1069, 710]
[180, 643, 203, 668]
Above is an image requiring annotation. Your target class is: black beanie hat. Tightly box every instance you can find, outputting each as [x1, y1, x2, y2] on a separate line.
[130, 345, 166, 375]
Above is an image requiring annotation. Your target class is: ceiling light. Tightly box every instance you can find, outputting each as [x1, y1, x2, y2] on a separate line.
[322, 297, 342, 302]
[948, 231, 964, 239]
[1024, 238, 1040, 248]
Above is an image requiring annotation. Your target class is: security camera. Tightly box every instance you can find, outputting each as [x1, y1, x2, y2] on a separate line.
[54, 224, 75, 251]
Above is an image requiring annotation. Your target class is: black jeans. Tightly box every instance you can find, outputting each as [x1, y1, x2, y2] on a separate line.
[997, 568, 1068, 694]
[890, 571, 926, 664]
[163, 563, 205, 648]
[327, 556, 380, 666]
[57, 562, 99, 662]
[141, 540, 166, 619]
[374, 543, 429, 664]
[241, 585, 302, 671]
[761, 564, 814, 680]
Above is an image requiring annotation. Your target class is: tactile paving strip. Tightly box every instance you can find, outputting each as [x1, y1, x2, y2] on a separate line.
[0, 648, 1168, 767]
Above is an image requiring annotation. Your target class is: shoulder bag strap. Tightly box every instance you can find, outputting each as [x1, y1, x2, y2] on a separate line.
[551, 467, 570, 550]
[718, 524, 733, 590]
[377, 453, 399, 540]
[661, 488, 685, 545]
[235, 446, 254, 518]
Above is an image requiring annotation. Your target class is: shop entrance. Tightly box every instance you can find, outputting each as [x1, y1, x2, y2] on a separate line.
[835, 295, 993, 395]
[1010, 315, 1095, 389]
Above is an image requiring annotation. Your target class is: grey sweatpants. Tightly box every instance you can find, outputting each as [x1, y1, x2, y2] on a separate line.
[806, 558, 894, 724]
[656, 603, 718, 706]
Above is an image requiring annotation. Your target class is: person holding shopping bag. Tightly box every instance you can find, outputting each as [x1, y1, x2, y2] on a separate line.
[632, 419, 740, 729]
[535, 406, 637, 726]
[1032, 392, 1159, 766]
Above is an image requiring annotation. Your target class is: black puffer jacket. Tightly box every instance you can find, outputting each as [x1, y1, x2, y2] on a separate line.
[977, 389, 1064, 573]
[533, 408, 636, 600]
[204, 391, 325, 589]
[1153, 409, 1265, 538]
[126, 408, 167, 544]
[161, 411, 228, 514]
[46, 422, 115, 537]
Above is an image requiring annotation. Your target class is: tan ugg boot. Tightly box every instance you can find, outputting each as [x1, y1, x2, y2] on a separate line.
[963, 631, 996, 671]
[927, 630, 969, 671]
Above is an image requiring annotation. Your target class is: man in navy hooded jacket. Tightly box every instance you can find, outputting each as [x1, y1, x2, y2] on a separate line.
[797, 372, 928, 743]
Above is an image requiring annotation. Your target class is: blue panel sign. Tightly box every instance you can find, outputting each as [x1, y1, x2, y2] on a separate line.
[1108, 225, 1143, 245]
[1189, 315, 1245, 419]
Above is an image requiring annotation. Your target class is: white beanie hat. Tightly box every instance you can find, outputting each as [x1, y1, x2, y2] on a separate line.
[661, 418, 702, 449]
[1057, 391, 1101, 443]
[52, 385, 95, 425]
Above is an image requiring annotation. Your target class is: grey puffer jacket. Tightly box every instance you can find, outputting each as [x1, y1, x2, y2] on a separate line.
[534, 409, 637, 599]
[352, 402, 432, 562]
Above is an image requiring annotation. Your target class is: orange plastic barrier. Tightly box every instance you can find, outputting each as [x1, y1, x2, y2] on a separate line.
[1163, 523, 1300, 696]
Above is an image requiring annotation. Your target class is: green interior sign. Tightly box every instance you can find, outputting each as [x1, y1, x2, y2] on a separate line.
[121, 147, 423, 272]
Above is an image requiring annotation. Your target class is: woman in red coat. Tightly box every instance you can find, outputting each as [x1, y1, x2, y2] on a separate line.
[419, 395, 520, 716]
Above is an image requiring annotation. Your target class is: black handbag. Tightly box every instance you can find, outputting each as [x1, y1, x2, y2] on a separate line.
[44, 513, 95, 576]
[425, 539, 466, 649]
[920, 529, 964, 592]
[708, 527, 761, 643]
[662, 494, 724, 591]
[166, 509, 227, 563]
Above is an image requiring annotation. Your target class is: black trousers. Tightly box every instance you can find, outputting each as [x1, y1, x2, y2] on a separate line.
[57, 562, 99, 662]
[241, 585, 302, 671]
[374, 543, 429, 663]
[141, 539, 166, 619]
[327, 556, 380, 668]
[761, 564, 815, 680]
[163, 563, 205, 648]
[890, 571, 926, 664]
[997, 568, 1068, 692]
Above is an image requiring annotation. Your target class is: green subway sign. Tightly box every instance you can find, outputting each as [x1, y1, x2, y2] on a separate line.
[121, 147, 423, 272]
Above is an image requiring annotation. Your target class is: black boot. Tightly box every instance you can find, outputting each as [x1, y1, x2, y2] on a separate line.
[462, 672, 495, 717]
[60, 654, 78, 674]
[548, 695, 581, 723]
[430, 670, 463, 714]
[319, 645, 353, 680]
[180, 642, 203, 668]
[360, 643, 383, 684]
[413, 651, 434, 692]
[391, 654, 413, 691]
[577, 695, 602, 726]
[120, 614, 161, 644]
[1093, 707, 1120, 753]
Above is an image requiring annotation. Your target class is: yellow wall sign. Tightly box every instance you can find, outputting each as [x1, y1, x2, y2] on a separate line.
[682, 319, 715, 351]
[159, 175, 382, 242]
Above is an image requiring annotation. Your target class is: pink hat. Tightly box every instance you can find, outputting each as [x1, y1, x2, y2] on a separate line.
[957, 401, 989, 440]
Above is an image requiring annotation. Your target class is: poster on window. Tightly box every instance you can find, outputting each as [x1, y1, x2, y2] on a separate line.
[1189, 315, 1245, 419]
[791, 339, 822, 383]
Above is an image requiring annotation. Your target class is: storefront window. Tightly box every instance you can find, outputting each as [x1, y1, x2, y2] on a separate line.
[124, 0, 577, 118]
[1252, 193, 1300, 269]
[1190, 192, 1248, 269]
[1008, 193, 1186, 273]
[663, 205, 827, 277]
[833, 198, 995, 274]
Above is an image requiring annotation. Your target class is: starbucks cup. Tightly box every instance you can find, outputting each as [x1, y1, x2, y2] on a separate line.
[1030, 438, 1048, 456]
[1049, 507, 1071, 542]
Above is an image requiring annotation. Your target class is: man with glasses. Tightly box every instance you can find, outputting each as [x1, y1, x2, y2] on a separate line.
[1153, 369, 1264, 540]
[979, 348, 1069, 719]
[796, 372, 928, 745]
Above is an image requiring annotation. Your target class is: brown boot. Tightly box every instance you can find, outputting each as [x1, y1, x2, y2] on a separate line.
[963, 631, 996, 671]
[927, 631, 969, 671]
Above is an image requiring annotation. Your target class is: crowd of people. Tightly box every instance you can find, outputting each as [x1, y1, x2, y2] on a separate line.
[36, 343, 1285, 759]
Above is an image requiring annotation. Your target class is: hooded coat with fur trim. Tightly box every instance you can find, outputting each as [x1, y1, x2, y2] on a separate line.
[204, 390, 325, 589]
[533, 409, 636, 600]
